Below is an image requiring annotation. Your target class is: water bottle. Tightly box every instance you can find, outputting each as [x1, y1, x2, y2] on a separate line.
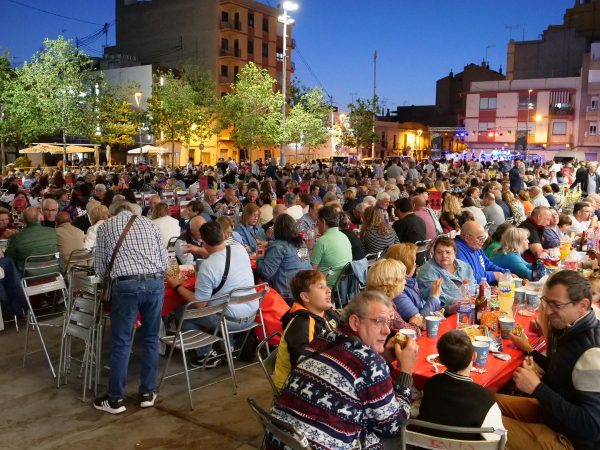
[457, 280, 474, 329]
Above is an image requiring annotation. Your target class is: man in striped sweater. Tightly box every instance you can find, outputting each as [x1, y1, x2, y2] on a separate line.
[269, 291, 418, 449]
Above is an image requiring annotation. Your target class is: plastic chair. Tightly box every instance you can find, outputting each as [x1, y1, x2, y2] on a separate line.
[247, 398, 311, 450]
[158, 294, 235, 410]
[256, 331, 281, 398]
[400, 419, 507, 450]
[22, 272, 69, 379]
[220, 283, 269, 394]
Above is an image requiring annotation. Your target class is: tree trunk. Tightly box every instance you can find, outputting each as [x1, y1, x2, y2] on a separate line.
[62, 131, 67, 169]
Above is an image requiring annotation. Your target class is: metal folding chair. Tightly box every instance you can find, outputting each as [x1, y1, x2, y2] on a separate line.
[256, 331, 281, 398]
[365, 251, 382, 267]
[158, 294, 235, 410]
[61, 248, 95, 276]
[415, 239, 433, 265]
[247, 398, 310, 450]
[22, 272, 69, 379]
[166, 236, 179, 257]
[23, 252, 61, 278]
[57, 265, 103, 401]
[221, 283, 269, 394]
[401, 419, 507, 450]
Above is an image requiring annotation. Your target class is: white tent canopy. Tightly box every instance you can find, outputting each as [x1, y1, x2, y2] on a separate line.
[128, 145, 168, 155]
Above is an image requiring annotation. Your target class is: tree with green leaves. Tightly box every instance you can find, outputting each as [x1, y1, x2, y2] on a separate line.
[147, 67, 217, 167]
[6, 37, 97, 167]
[219, 62, 283, 161]
[285, 87, 331, 161]
[0, 53, 15, 172]
[93, 81, 140, 149]
[342, 96, 380, 157]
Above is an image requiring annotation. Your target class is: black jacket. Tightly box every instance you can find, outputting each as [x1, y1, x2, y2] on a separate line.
[571, 171, 600, 195]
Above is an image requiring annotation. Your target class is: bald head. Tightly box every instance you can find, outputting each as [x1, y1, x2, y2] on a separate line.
[273, 204, 287, 218]
[189, 215, 207, 239]
[461, 219, 484, 237]
[461, 220, 486, 250]
[56, 211, 71, 226]
[23, 207, 41, 226]
[412, 195, 426, 209]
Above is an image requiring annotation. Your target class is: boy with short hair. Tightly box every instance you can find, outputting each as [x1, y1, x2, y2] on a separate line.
[272, 270, 339, 390]
[419, 330, 505, 441]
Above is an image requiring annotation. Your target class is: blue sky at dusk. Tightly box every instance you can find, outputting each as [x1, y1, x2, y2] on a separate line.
[0, 0, 574, 109]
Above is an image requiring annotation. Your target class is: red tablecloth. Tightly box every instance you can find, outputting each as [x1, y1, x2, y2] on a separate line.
[162, 275, 196, 317]
[410, 313, 543, 392]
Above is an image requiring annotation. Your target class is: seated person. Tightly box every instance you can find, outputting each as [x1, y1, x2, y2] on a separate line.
[419, 330, 505, 441]
[417, 237, 477, 313]
[0, 207, 16, 239]
[270, 291, 418, 449]
[234, 203, 267, 254]
[483, 222, 513, 259]
[175, 215, 208, 264]
[455, 220, 511, 284]
[215, 216, 243, 245]
[272, 270, 339, 390]
[256, 214, 311, 300]
[166, 222, 256, 367]
[541, 209, 561, 249]
[490, 227, 539, 281]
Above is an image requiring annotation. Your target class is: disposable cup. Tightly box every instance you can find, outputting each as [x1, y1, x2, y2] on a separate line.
[473, 341, 490, 367]
[499, 317, 516, 339]
[399, 328, 417, 341]
[425, 316, 442, 338]
[513, 278, 523, 288]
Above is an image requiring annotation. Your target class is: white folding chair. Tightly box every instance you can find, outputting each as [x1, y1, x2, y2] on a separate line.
[256, 331, 281, 398]
[166, 236, 179, 258]
[247, 398, 310, 450]
[158, 294, 235, 410]
[22, 272, 69, 379]
[401, 419, 507, 450]
[221, 283, 269, 394]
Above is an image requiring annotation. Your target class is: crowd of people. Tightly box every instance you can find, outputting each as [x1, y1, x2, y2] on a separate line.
[0, 155, 599, 449]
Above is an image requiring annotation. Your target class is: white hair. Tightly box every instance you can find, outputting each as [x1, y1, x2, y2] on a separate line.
[363, 196, 376, 207]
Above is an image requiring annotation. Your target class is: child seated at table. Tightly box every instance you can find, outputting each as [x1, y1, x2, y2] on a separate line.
[586, 272, 600, 319]
[272, 270, 340, 391]
[418, 330, 506, 441]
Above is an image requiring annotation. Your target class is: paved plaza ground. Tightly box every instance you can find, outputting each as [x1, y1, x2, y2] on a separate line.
[1, 319, 272, 449]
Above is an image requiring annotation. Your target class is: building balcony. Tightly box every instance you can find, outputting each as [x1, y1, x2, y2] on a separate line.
[290, 61, 295, 72]
[290, 38, 296, 49]
[550, 105, 574, 116]
[220, 75, 232, 84]
[219, 47, 242, 58]
[220, 20, 242, 31]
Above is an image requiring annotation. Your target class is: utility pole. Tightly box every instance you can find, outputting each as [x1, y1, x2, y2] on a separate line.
[372, 50, 377, 159]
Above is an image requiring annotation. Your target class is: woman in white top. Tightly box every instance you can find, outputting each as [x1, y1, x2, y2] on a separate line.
[84, 205, 109, 250]
[152, 202, 181, 248]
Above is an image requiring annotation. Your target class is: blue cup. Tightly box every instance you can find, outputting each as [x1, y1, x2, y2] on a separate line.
[513, 278, 523, 288]
[473, 341, 490, 367]
[425, 316, 441, 338]
[526, 293, 540, 309]
[514, 288, 526, 304]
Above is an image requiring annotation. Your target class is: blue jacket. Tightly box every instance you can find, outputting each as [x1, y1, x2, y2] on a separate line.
[489, 251, 533, 280]
[393, 277, 441, 322]
[542, 226, 561, 249]
[455, 237, 510, 284]
[416, 258, 477, 308]
[234, 223, 267, 252]
[256, 240, 311, 299]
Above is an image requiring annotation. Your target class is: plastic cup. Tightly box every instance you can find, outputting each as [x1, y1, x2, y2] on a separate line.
[513, 278, 523, 288]
[473, 341, 490, 367]
[399, 328, 417, 341]
[425, 316, 442, 338]
[499, 317, 516, 339]
[526, 293, 540, 309]
[514, 288, 526, 304]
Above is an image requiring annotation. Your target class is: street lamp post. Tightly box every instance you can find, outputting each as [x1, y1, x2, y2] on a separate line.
[525, 89, 533, 162]
[279, 1, 298, 167]
[134, 92, 145, 164]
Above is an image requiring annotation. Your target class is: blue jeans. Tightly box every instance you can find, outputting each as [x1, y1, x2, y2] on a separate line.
[108, 278, 164, 401]
[0, 257, 27, 316]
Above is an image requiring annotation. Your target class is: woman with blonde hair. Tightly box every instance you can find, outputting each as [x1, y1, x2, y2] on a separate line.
[440, 194, 462, 233]
[360, 206, 399, 254]
[365, 258, 419, 332]
[503, 190, 526, 225]
[84, 204, 110, 250]
[489, 227, 535, 280]
[385, 243, 442, 327]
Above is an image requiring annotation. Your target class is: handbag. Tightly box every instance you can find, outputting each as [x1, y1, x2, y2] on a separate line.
[100, 215, 137, 302]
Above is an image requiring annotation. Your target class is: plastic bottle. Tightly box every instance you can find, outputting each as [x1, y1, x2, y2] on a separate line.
[456, 280, 474, 329]
[564, 249, 579, 271]
[498, 272, 515, 317]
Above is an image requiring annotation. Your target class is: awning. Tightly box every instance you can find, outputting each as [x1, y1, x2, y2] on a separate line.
[128, 145, 169, 155]
[19, 144, 63, 154]
[66, 145, 96, 154]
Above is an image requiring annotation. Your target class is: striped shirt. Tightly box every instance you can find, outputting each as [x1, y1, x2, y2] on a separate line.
[361, 227, 399, 255]
[94, 211, 168, 278]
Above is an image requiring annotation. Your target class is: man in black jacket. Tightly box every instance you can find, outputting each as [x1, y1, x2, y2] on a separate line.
[571, 162, 600, 197]
[498, 270, 600, 450]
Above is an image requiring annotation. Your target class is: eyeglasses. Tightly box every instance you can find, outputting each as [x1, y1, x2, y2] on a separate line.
[468, 234, 486, 242]
[362, 316, 395, 328]
[540, 296, 573, 311]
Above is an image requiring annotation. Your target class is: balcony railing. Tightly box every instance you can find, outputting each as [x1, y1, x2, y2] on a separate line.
[220, 20, 241, 31]
[220, 48, 241, 58]
[550, 105, 574, 116]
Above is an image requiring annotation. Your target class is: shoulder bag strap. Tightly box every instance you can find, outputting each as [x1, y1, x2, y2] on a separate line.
[211, 245, 231, 296]
[107, 215, 137, 278]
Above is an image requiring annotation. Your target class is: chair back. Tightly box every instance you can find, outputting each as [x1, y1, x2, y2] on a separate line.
[63, 248, 95, 272]
[484, 221, 495, 233]
[23, 253, 61, 278]
[167, 236, 179, 257]
[228, 283, 269, 310]
[415, 239, 433, 265]
[257, 331, 281, 397]
[247, 398, 311, 450]
[365, 251, 382, 267]
[181, 294, 229, 324]
[401, 419, 507, 450]
[22, 272, 68, 298]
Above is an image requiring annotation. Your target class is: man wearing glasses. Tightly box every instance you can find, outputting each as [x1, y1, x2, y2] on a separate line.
[497, 271, 600, 450]
[455, 220, 511, 284]
[270, 291, 418, 449]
